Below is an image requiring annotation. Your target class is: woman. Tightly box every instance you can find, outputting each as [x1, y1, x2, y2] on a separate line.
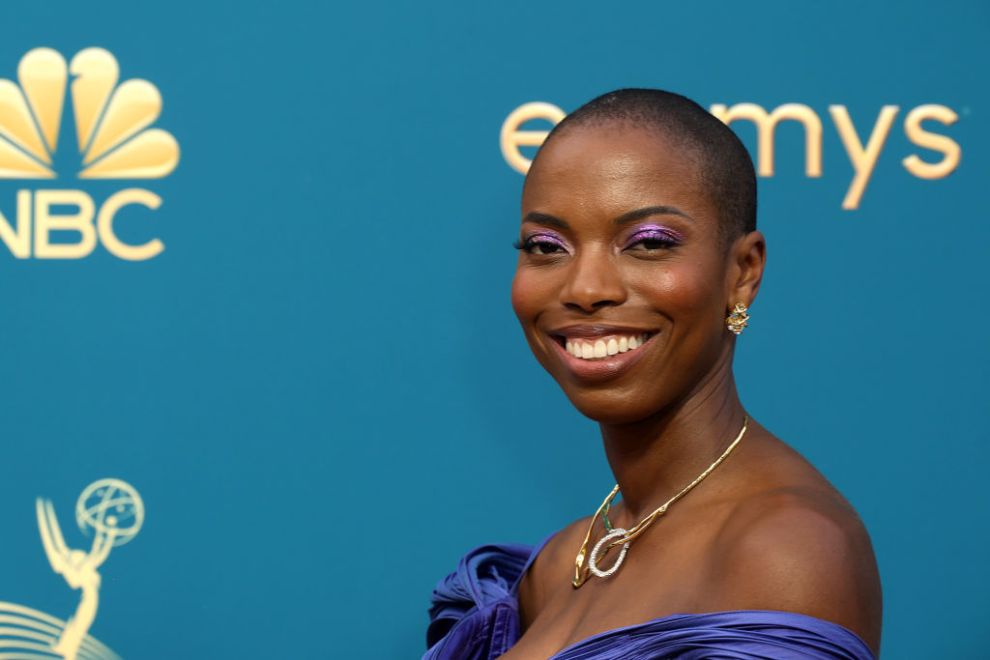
[425, 89, 882, 659]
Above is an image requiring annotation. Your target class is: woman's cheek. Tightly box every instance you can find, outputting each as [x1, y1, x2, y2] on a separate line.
[511, 267, 555, 322]
[628, 264, 714, 315]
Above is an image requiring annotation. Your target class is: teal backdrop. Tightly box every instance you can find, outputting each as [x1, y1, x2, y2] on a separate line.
[0, 1, 986, 658]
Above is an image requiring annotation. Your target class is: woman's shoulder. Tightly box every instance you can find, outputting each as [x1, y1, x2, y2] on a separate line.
[515, 516, 593, 628]
[721, 424, 878, 567]
[706, 430, 883, 654]
[706, 489, 880, 653]
[521, 434, 881, 654]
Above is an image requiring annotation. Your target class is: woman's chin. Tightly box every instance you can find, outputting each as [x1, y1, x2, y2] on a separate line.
[564, 390, 664, 425]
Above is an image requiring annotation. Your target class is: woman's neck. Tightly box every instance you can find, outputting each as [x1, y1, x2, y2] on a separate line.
[600, 363, 746, 523]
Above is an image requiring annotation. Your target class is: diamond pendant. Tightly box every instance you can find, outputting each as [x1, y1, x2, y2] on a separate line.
[588, 528, 631, 579]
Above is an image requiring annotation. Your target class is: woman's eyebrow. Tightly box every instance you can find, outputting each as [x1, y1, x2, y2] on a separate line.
[522, 211, 569, 229]
[614, 205, 693, 226]
[522, 206, 693, 230]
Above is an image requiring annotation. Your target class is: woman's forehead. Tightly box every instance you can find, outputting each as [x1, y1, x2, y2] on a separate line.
[522, 125, 712, 223]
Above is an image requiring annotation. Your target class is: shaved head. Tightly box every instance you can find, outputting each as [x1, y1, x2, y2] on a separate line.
[528, 89, 757, 247]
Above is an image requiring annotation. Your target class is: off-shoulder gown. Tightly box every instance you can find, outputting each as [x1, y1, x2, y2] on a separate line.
[424, 534, 875, 659]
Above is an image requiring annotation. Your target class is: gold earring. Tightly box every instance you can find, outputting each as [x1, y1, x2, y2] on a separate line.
[726, 303, 750, 335]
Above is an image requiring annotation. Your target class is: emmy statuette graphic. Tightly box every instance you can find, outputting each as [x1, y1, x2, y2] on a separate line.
[0, 478, 144, 660]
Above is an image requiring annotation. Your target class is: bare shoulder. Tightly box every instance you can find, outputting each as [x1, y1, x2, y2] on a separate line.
[517, 516, 589, 628]
[712, 477, 882, 654]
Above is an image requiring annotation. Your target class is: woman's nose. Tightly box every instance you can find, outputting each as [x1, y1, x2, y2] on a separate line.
[559, 247, 627, 313]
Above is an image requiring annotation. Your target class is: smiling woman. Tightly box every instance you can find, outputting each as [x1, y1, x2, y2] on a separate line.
[424, 89, 882, 659]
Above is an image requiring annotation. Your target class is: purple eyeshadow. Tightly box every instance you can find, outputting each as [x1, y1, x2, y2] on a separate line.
[624, 224, 684, 248]
[525, 231, 567, 248]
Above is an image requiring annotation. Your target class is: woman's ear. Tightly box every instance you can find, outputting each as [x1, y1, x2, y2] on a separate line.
[726, 230, 766, 307]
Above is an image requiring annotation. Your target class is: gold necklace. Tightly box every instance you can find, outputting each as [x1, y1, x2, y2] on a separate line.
[572, 415, 749, 588]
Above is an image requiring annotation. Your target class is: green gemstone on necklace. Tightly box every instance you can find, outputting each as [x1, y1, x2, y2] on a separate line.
[602, 499, 614, 531]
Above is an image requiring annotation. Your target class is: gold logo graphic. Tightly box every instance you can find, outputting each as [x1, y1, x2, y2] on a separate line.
[0, 48, 178, 261]
[501, 100, 961, 210]
[0, 48, 179, 179]
[0, 478, 144, 659]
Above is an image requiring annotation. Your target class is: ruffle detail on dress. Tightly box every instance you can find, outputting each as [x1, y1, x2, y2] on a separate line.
[424, 542, 876, 660]
[425, 543, 533, 660]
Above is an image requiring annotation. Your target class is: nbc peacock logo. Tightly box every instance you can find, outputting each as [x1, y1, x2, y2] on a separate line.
[0, 47, 179, 261]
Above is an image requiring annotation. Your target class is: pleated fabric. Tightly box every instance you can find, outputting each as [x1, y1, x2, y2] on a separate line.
[424, 539, 875, 660]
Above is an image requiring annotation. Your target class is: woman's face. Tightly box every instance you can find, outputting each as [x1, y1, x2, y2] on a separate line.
[511, 124, 751, 424]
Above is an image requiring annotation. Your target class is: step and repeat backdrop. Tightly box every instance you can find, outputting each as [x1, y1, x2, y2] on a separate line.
[0, 1, 985, 658]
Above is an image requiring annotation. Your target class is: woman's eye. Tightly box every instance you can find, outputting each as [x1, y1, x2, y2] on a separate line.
[528, 240, 565, 255]
[625, 231, 681, 252]
[514, 236, 568, 255]
[629, 237, 676, 250]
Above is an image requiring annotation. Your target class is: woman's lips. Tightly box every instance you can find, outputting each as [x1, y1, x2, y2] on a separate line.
[547, 330, 657, 382]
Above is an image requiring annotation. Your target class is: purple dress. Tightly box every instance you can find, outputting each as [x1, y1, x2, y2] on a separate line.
[425, 534, 876, 659]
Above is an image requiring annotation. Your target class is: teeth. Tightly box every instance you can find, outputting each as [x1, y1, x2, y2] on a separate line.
[562, 333, 651, 361]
